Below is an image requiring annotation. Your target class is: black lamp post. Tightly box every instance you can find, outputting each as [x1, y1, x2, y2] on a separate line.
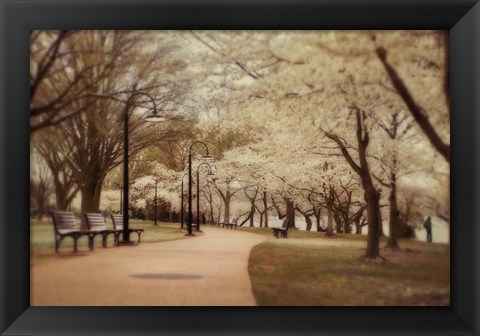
[196, 163, 215, 231]
[154, 180, 158, 226]
[187, 141, 213, 236]
[180, 173, 188, 228]
[119, 92, 166, 245]
[120, 189, 123, 214]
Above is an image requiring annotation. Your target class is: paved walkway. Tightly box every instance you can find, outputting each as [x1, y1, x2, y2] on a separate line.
[31, 227, 267, 306]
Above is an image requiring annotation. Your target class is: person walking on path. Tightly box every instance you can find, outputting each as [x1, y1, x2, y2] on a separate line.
[424, 216, 433, 243]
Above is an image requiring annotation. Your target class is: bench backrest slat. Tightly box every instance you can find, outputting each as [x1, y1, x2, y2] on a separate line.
[111, 214, 124, 230]
[84, 213, 107, 230]
[51, 211, 79, 231]
[230, 218, 237, 224]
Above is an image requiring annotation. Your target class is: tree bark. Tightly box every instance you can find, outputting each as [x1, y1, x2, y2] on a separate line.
[355, 218, 362, 234]
[385, 170, 400, 249]
[333, 211, 343, 233]
[283, 197, 296, 228]
[145, 199, 151, 221]
[223, 191, 231, 220]
[80, 176, 104, 213]
[263, 191, 269, 228]
[314, 207, 323, 231]
[249, 200, 256, 227]
[325, 206, 335, 236]
[378, 204, 385, 237]
[305, 215, 313, 231]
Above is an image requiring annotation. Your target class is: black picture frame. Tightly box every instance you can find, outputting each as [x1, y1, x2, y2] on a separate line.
[1, 0, 479, 335]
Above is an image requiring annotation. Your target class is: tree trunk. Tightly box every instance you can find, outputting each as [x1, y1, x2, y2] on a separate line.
[314, 207, 323, 231]
[344, 219, 352, 234]
[284, 197, 296, 228]
[145, 199, 151, 221]
[223, 191, 231, 220]
[263, 191, 269, 228]
[209, 200, 214, 224]
[249, 201, 255, 227]
[80, 176, 103, 229]
[34, 183, 48, 220]
[53, 175, 78, 210]
[355, 218, 362, 234]
[305, 215, 313, 231]
[334, 211, 343, 233]
[385, 170, 400, 249]
[378, 205, 385, 237]
[364, 186, 381, 258]
[325, 206, 335, 236]
[80, 181, 103, 213]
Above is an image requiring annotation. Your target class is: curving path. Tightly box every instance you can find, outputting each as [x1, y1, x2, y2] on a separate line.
[31, 227, 267, 306]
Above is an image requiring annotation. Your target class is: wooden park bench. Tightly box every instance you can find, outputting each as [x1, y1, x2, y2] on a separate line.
[50, 211, 97, 253]
[272, 218, 289, 238]
[83, 212, 122, 247]
[221, 218, 237, 229]
[110, 214, 144, 243]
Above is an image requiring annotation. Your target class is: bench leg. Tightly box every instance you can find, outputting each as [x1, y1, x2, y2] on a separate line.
[88, 234, 95, 251]
[55, 237, 63, 253]
[102, 233, 107, 247]
[137, 232, 141, 243]
[73, 235, 79, 253]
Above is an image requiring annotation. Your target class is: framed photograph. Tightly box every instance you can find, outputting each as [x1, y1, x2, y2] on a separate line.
[1, 0, 479, 335]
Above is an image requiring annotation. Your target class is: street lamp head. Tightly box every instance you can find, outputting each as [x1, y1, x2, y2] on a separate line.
[207, 170, 215, 176]
[202, 153, 214, 161]
[145, 109, 167, 122]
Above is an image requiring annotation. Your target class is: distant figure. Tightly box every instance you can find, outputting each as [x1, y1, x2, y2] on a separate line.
[424, 216, 432, 243]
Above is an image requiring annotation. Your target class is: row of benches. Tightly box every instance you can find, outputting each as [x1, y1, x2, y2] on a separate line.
[218, 218, 238, 229]
[50, 211, 144, 253]
[217, 217, 289, 238]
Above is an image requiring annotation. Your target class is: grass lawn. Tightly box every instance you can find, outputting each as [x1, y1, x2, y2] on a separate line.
[31, 219, 188, 265]
[245, 227, 450, 306]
